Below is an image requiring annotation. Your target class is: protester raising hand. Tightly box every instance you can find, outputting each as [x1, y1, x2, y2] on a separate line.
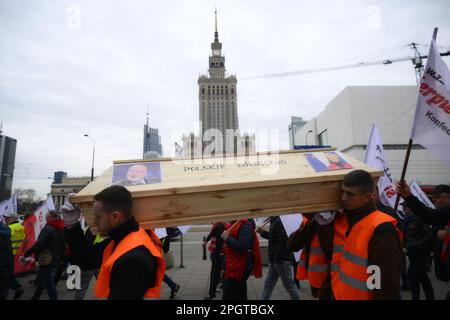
[396, 181, 412, 198]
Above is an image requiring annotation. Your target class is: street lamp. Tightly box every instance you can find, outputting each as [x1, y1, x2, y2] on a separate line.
[84, 134, 95, 182]
[305, 130, 313, 147]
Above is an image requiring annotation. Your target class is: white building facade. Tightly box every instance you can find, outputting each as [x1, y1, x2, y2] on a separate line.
[295, 86, 450, 186]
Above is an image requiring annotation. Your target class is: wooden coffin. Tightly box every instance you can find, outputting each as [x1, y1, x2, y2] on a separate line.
[72, 149, 383, 230]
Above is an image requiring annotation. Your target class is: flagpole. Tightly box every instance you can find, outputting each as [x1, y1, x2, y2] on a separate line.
[393, 27, 438, 214]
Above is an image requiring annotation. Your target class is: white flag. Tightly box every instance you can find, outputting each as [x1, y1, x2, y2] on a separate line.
[154, 228, 168, 239]
[0, 194, 17, 220]
[254, 217, 268, 227]
[177, 225, 192, 234]
[33, 196, 56, 240]
[411, 36, 450, 167]
[409, 180, 435, 209]
[364, 124, 401, 210]
[279, 213, 303, 262]
[47, 195, 55, 211]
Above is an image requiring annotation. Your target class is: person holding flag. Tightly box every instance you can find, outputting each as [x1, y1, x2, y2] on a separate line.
[396, 181, 450, 300]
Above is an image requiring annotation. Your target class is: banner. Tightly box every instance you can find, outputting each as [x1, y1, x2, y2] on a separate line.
[364, 124, 404, 217]
[13, 214, 37, 274]
[411, 36, 450, 168]
[279, 213, 303, 262]
[409, 180, 435, 209]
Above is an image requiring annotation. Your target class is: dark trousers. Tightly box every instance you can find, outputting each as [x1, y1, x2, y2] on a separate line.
[408, 256, 434, 300]
[208, 252, 224, 298]
[401, 259, 410, 289]
[293, 260, 300, 288]
[54, 256, 71, 285]
[163, 274, 177, 291]
[222, 278, 248, 300]
[0, 277, 10, 300]
[31, 265, 58, 300]
[10, 255, 21, 290]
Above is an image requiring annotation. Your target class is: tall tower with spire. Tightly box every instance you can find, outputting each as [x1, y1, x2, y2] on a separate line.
[198, 9, 238, 138]
[143, 106, 163, 159]
[183, 10, 255, 158]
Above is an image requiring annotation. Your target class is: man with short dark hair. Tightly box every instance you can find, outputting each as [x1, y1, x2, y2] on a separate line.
[63, 185, 166, 300]
[333, 170, 402, 300]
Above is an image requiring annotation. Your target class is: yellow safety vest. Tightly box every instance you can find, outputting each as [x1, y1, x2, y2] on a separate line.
[9, 222, 25, 255]
[93, 234, 105, 245]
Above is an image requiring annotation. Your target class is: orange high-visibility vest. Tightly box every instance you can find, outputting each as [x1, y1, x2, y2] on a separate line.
[330, 213, 348, 290]
[296, 218, 309, 281]
[333, 210, 400, 300]
[296, 250, 308, 280]
[95, 227, 166, 299]
[296, 214, 348, 289]
[297, 233, 330, 288]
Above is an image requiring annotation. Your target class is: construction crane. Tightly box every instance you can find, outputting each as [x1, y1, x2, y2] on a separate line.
[243, 43, 450, 84]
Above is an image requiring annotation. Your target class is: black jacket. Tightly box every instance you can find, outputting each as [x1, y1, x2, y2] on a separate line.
[403, 214, 434, 258]
[205, 223, 226, 253]
[25, 220, 66, 267]
[260, 216, 293, 263]
[404, 195, 450, 226]
[65, 217, 158, 300]
[0, 223, 12, 298]
[404, 195, 450, 282]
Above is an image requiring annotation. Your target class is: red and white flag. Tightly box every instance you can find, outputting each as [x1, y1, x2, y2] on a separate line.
[33, 195, 55, 240]
[364, 124, 402, 212]
[13, 214, 37, 274]
[411, 36, 450, 167]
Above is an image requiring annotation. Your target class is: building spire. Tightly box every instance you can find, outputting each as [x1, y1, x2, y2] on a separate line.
[146, 105, 149, 127]
[214, 8, 219, 42]
[0, 120, 3, 136]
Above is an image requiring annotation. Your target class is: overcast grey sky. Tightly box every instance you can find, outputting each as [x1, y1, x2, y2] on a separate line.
[1, 0, 450, 198]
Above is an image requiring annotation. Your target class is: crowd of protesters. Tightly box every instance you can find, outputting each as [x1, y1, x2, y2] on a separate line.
[0, 170, 449, 300]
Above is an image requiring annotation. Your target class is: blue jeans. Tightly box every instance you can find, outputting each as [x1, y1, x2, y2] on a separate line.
[261, 260, 300, 300]
[31, 265, 58, 300]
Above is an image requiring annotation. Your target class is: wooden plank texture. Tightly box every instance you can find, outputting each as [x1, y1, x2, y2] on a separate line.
[73, 149, 383, 229]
